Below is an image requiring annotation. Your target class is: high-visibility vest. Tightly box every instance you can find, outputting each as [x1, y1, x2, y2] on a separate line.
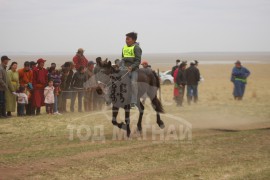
[235, 77, 247, 83]
[122, 45, 135, 58]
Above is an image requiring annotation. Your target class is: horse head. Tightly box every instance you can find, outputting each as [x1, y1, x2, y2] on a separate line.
[95, 58, 113, 104]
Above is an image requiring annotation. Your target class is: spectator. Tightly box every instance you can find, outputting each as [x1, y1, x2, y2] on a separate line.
[30, 61, 37, 70]
[13, 86, 28, 116]
[194, 60, 199, 67]
[70, 66, 87, 112]
[173, 64, 180, 102]
[185, 61, 200, 105]
[94, 57, 102, 75]
[44, 80, 54, 114]
[18, 61, 33, 115]
[48, 68, 62, 115]
[171, 59, 181, 76]
[93, 57, 106, 110]
[59, 61, 74, 113]
[6, 62, 19, 116]
[84, 61, 96, 111]
[115, 59, 120, 66]
[0, 56, 11, 118]
[176, 62, 187, 106]
[47, 63, 56, 73]
[113, 59, 121, 71]
[231, 60, 250, 100]
[141, 60, 151, 69]
[32, 58, 48, 115]
[73, 48, 88, 71]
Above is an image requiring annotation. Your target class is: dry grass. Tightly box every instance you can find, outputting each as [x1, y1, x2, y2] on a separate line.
[0, 64, 269, 179]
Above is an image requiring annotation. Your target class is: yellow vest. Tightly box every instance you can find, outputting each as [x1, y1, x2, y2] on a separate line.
[122, 45, 135, 58]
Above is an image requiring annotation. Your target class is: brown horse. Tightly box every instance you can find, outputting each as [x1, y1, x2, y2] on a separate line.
[96, 60, 165, 137]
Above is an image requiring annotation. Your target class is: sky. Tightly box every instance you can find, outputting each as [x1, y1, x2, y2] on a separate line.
[0, 0, 270, 54]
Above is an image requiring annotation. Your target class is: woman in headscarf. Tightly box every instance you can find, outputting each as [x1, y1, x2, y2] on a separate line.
[6, 62, 19, 116]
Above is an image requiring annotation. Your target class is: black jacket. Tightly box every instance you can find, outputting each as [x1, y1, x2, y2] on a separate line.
[185, 65, 200, 85]
[61, 69, 74, 90]
[176, 68, 186, 86]
[71, 71, 87, 89]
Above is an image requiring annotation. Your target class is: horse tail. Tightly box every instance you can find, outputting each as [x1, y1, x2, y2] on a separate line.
[150, 70, 164, 113]
[151, 95, 164, 113]
[152, 70, 160, 89]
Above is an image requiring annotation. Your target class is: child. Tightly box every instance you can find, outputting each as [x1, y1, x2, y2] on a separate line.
[48, 69, 62, 115]
[44, 80, 55, 114]
[13, 86, 28, 116]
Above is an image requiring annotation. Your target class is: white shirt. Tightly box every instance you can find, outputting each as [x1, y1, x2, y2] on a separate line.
[13, 92, 28, 104]
[44, 86, 55, 104]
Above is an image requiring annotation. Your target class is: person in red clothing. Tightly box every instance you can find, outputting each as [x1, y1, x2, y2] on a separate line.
[32, 58, 48, 115]
[18, 61, 33, 115]
[173, 67, 180, 102]
[73, 48, 88, 71]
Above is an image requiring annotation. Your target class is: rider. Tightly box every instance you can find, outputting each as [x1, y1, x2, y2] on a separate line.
[121, 32, 142, 107]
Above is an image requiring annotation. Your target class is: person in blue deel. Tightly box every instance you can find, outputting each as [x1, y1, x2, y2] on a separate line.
[231, 60, 250, 100]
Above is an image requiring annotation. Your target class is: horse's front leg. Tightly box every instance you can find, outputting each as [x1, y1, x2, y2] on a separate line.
[124, 104, 131, 137]
[112, 106, 124, 129]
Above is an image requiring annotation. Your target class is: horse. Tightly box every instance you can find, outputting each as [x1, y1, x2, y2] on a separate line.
[96, 59, 165, 137]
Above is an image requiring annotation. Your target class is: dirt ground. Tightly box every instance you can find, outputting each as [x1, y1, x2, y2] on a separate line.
[0, 64, 269, 179]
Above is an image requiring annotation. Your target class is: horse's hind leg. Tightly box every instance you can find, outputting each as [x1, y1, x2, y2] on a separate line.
[112, 106, 124, 129]
[136, 100, 144, 134]
[156, 112, 165, 129]
[151, 96, 165, 129]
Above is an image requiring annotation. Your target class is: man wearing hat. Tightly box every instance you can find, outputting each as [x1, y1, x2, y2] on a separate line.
[32, 58, 48, 115]
[0, 56, 11, 118]
[231, 60, 250, 100]
[18, 61, 33, 115]
[185, 60, 200, 105]
[73, 48, 88, 71]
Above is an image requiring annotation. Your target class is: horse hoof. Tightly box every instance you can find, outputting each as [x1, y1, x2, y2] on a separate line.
[127, 128, 131, 138]
[158, 121, 165, 129]
[112, 121, 117, 126]
[120, 123, 127, 130]
[127, 131, 131, 138]
[137, 126, 142, 134]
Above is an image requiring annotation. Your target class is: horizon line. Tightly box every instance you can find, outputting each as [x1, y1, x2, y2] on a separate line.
[1, 51, 270, 56]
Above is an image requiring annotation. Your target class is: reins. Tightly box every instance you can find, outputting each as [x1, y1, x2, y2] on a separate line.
[98, 70, 130, 88]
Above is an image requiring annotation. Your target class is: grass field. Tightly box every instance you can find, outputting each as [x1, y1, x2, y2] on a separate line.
[0, 64, 270, 179]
